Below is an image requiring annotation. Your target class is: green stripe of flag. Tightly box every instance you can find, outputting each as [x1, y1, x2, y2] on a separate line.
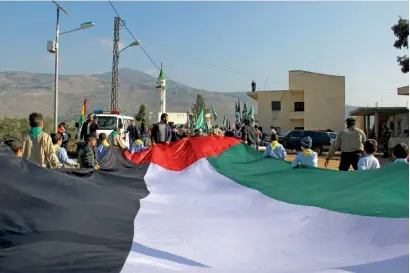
[207, 144, 409, 218]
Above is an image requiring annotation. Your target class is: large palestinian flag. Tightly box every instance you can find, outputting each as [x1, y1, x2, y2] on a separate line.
[0, 136, 408, 273]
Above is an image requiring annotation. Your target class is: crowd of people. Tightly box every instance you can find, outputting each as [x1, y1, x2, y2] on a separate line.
[262, 117, 409, 170]
[2, 112, 409, 172]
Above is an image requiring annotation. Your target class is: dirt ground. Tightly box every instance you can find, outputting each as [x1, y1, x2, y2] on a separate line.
[286, 152, 393, 170]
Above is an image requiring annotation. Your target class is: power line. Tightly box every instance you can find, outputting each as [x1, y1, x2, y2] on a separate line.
[108, 0, 187, 94]
[107, 0, 268, 90]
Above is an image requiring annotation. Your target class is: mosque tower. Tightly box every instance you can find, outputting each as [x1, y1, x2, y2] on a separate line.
[156, 63, 167, 115]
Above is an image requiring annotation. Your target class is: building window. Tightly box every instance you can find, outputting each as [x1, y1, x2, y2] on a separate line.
[294, 127, 304, 130]
[294, 102, 304, 112]
[271, 101, 281, 111]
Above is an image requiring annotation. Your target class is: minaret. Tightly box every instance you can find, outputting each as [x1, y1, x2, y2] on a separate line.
[156, 63, 167, 115]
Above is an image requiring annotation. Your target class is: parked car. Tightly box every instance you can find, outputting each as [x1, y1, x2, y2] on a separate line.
[278, 130, 337, 156]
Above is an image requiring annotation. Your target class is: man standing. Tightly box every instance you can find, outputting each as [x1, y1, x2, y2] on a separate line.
[241, 118, 257, 149]
[126, 120, 140, 147]
[251, 80, 256, 92]
[325, 117, 366, 171]
[381, 123, 391, 158]
[23, 112, 61, 168]
[151, 113, 172, 145]
[80, 114, 99, 141]
[270, 126, 277, 135]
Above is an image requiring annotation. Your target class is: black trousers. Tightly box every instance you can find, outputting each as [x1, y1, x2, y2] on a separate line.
[339, 151, 362, 171]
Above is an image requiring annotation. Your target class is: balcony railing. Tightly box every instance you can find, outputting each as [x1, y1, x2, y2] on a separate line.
[289, 111, 304, 120]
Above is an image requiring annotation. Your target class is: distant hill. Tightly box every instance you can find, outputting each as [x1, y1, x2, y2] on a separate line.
[0, 68, 357, 124]
[0, 68, 252, 124]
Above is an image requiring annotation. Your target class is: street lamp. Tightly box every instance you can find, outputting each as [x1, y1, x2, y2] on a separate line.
[48, 1, 95, 132]
[119, 40, 141, 54]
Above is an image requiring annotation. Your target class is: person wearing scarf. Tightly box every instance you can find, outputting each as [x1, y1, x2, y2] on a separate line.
[109, 127, 127, 150]
[325, 117, 366, 171]
[291, 136, 318, 168]
[51, 133, 78, 168]
[23, 112, 61, 168]
[97, 133, 110, 162]
[130, 137, 147, 154]
[263, 132, 286, 160]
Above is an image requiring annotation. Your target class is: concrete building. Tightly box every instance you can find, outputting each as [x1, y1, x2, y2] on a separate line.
[247, 70, 345, 134]
[350, 85, 409, 155]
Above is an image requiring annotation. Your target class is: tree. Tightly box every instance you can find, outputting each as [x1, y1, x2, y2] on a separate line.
[135, 104, 147, 122]
[392, 17, 409, 73]
[191, 94, 209, 121]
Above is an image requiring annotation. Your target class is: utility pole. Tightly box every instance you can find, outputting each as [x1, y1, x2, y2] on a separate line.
[54, 6, 60, 132]
[111, 17, 120, 111]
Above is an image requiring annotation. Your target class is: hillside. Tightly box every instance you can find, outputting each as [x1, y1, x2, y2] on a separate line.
[0, 69, 252, 123]
[0, 68, 357, 124]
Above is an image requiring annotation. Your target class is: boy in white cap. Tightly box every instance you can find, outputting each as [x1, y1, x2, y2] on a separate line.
[291, 136, 318, 168]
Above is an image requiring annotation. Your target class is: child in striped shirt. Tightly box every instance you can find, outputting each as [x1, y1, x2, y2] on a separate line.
[263, 133, 287, 160]
[291, 136, 318, 168]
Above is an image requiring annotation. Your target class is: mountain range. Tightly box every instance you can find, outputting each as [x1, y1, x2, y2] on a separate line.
[0, 68, 357, 122]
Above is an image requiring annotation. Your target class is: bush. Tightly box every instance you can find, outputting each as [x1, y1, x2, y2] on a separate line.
[0, 116, 77, 142]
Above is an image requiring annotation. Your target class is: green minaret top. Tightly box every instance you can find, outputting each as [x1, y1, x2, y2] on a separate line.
[158, 63, 166, 80]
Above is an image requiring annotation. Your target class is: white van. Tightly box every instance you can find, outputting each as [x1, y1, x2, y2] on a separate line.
[76, 110, 134, 148]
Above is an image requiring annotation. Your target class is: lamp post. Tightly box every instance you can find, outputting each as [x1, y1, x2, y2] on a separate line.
[111, 40, 140, 111]
[119, 40, 141, 54]
[49, 1, 95, 132]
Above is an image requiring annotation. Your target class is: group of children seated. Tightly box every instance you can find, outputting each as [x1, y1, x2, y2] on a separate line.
[263, 132, 409, 169]
[96, 132, 147, 161]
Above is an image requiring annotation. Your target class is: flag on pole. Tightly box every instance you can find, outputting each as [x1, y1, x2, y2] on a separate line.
[235, 101, 241, 129]
[248, 104, 255, 124]
[211, 105, 218, 121]
[242, 102, 248, 120]
[76, 99, 87, 142]
[1, 138, 407, 273]
[78, 99, 87, 125]
[222, 116, 226, 129]
[195, 108, 205, 129]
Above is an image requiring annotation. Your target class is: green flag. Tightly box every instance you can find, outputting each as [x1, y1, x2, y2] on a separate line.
[242, 103, 248, 120]
[211, 105, 218, 121]
[222, 116, 227, 129]
[196, 108, 205, 129]
[248, 104, 255, 121]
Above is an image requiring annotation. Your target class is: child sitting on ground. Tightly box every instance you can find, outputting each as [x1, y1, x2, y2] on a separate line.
[4, 138, 23, 157]
[130, 135, 146, 154]
[263, 132, 287, 160]
[51, 133, 79, 168]
[291, 136, 318, 168]
[357, 139, 380, 170]
[97, 133, 110, 162]
[392, 143, 409, 164]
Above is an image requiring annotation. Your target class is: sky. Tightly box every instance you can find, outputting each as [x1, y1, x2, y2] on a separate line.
[0, 1, 409, 107]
